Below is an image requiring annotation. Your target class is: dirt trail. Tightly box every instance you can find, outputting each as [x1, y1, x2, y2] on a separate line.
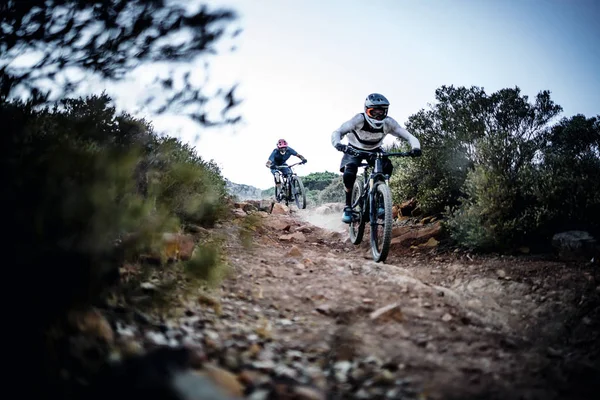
[217, 202, 600, 399]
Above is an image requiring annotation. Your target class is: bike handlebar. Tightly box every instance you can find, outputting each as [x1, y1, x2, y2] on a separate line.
[344, 147, 413, 158]
[272, 161, 305, 170]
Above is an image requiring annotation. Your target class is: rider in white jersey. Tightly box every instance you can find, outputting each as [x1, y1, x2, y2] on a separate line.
[331, 93, 422, 223]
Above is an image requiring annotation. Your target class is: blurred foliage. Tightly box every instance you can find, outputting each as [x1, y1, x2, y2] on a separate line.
[2, 93, 229, 330]
[0, 0, 242, 125]
[238, 213, 263, 249]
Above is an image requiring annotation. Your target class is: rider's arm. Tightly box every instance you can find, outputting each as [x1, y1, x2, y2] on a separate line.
[266, 150, 277, 168]
[386, 117, 421, 150]
[288, 147, 306, 161]
[331, 114, 364, 147]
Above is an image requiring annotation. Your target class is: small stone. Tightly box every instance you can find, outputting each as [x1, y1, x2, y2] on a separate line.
[119, 339, 144, 356]
[68, 308, 114, 343]
[247, 343, 261, 357]
[274, 363, 298, 379]
[496, 269, 507, 279]
[441, 313, 453, 322]
[293, 386, 326, 400]
[140, 282, 157, 291]
[252, 360, 276, 372]
[204, 330, 220, 341]
[374, 369, 395, 383]
[248, 389, 270, 400]
[199, 364, 244, 397]
[369, 303, 403, 323]
[286, 350, 304, 361]
[316, 304, 332, 315]
[238, 369, 270, 387]
[333, 360, 352, 383]
[287, 245, 303, 258]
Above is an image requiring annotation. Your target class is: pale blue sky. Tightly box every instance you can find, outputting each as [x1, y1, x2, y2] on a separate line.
[113, 0, 600, 189]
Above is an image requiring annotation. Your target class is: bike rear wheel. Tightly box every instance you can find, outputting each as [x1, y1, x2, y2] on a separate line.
[370, 181, 393, 262]
[349, 178, 366, 245]
[292, 176, 307, 209]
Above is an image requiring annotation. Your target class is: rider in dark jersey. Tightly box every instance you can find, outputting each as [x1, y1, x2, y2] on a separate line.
[266, 139, 307, 199]
[331, 93, 422, 223]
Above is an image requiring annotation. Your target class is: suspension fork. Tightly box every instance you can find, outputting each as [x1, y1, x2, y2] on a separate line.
[369, 174, 385, 227]
[289, 175, 296, 196]
[369, 184, 377, 226]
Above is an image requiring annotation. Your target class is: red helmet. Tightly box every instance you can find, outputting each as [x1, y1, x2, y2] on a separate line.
[277, 139, 288, 149]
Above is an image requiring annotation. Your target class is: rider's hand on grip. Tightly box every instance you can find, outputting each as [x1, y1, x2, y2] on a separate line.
[301, 159, 307, 164]
[335, 143, 347, 153]
[347, 147, 360, 157]
[409, 148, 422, 157]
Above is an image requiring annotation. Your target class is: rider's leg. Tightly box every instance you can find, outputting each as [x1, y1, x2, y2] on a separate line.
[271, 169, 282, 198]
[343, 163, 358, 207]
[339, 152, 363, 223]
[341, 163, 359, 224]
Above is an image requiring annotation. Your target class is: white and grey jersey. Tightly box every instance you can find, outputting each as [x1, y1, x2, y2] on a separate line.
[331, 113, 421, 151]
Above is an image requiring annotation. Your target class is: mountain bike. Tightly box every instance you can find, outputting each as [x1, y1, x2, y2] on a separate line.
[272, 162, 307, 209]
[344, 147, 415, 263]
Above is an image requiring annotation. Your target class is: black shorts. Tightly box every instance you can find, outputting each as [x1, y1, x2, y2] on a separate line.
[339, 147, 382, 173]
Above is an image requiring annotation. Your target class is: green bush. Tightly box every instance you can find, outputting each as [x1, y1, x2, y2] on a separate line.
[302, 171, 340, 190]
[317, 176, 345, 204]
[386, 85, 600, 252]
[2, 93, 230, 327]
[442, 88, 563, 250]
[531, 114, 600, 240]
[444, 166, 531, 251]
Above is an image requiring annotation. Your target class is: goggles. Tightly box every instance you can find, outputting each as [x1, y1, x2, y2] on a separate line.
[366, 107, 388, 120]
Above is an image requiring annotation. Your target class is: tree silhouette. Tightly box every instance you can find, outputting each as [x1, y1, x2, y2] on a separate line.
[0, 0, 242, 124]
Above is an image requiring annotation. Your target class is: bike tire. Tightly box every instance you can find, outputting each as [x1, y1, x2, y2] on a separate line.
[370, 182, 393, 263]
[349, 178, 366, 245]
[292, 176, 307, 209]
[285, 180, 290, 206]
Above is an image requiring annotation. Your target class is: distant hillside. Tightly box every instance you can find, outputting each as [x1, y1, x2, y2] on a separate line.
[225, 179, 264, 200]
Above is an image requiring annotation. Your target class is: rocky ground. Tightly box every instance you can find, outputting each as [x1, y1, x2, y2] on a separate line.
[63, 201, 600, 400]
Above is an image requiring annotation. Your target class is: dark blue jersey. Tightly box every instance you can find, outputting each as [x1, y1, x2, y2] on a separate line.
[268, 147, 298, 166]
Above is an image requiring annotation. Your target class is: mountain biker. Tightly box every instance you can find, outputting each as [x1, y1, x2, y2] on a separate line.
[266, 139, 307, 199]
[331, 93, 422, 224]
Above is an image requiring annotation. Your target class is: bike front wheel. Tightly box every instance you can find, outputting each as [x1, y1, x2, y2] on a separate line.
[370, 181, 393, 263]
[292, 176, 307, 209]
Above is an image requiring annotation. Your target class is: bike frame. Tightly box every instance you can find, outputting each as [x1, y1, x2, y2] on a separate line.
[349, 148, 412, 227]
[273, 162, 304, 200]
